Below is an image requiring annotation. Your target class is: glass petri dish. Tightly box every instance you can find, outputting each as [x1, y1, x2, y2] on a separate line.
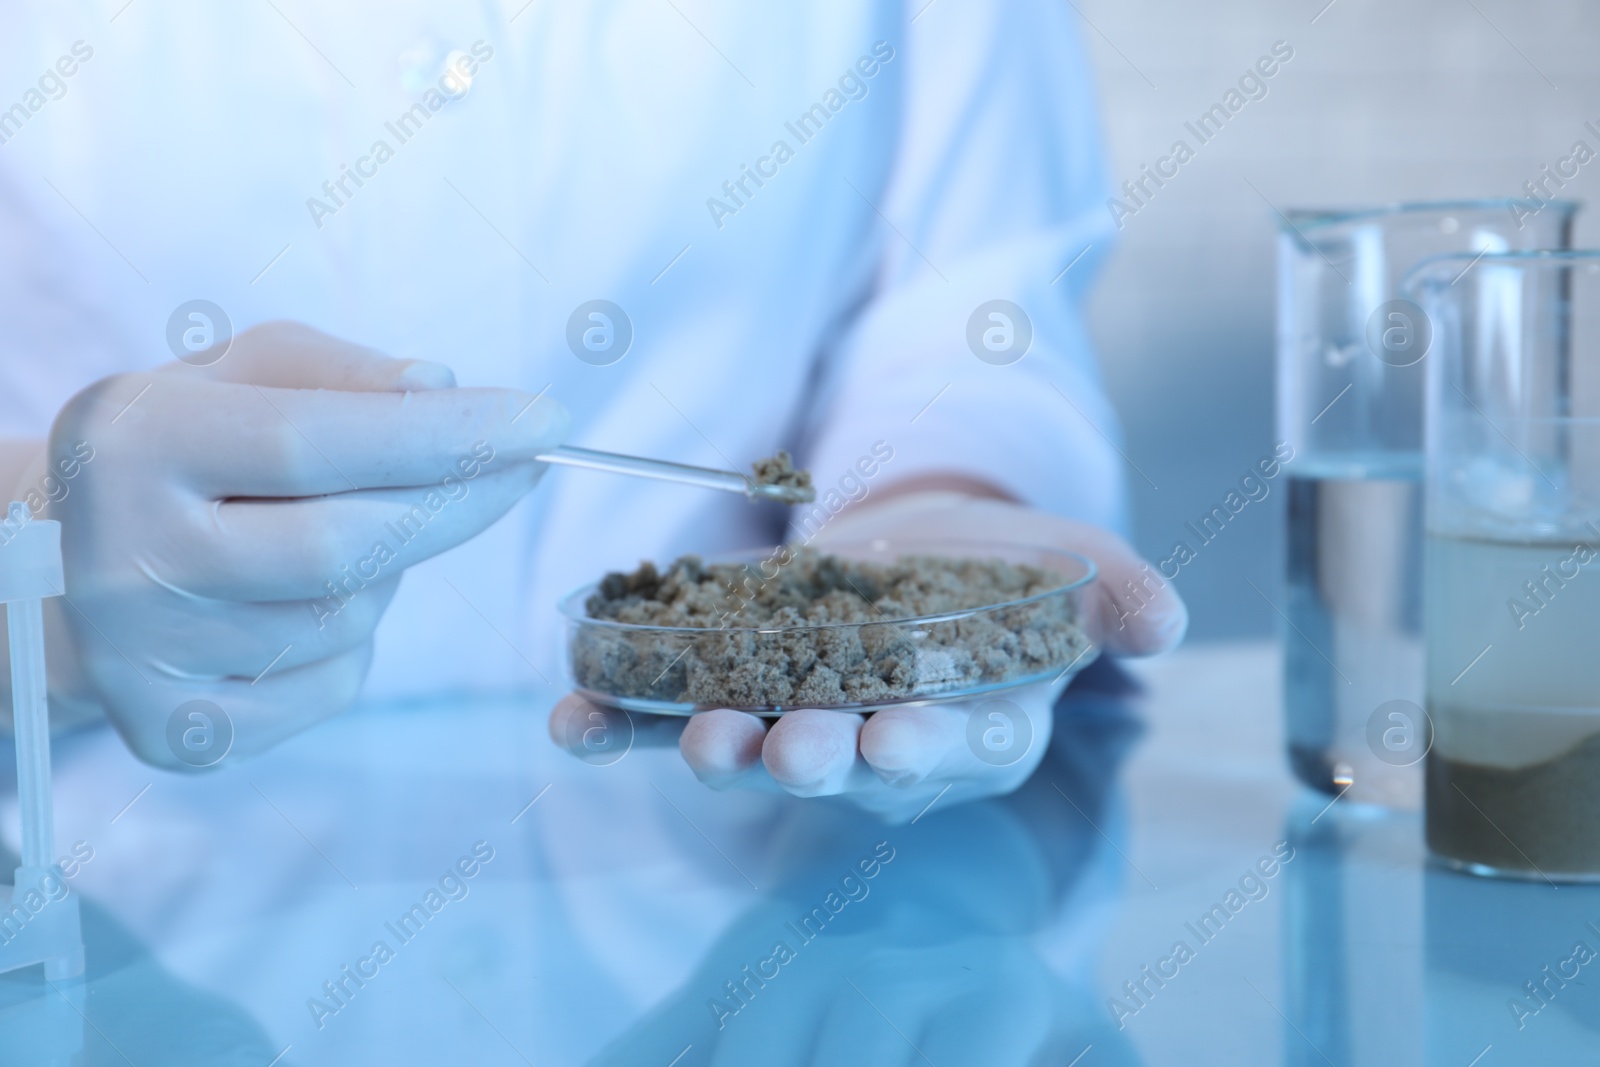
[559, 538, 1098, 715]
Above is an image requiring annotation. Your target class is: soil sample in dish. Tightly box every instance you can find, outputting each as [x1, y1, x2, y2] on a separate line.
[572, 548, 1090, 709]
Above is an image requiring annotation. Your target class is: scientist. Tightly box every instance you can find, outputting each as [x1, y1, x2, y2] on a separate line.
[0, 1, 1184, 816]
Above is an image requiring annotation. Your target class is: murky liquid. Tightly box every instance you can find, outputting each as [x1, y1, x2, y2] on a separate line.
[1424, 531, 1600, 877]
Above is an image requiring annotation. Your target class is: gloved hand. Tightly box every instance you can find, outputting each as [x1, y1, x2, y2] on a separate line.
[551, 491, 1184, 821]
[17, 321, 568, 767]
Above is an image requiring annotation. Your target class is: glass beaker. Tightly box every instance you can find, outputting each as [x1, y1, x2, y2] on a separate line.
[1410, 250, 1600, 880]
[1276, 201, 1577, 808]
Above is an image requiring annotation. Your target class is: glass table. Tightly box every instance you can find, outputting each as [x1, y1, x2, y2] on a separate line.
[1, 642, 1595, 1065]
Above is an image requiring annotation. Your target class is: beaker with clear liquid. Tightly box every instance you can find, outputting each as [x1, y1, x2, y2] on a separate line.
[1276, 201, 1576, 807]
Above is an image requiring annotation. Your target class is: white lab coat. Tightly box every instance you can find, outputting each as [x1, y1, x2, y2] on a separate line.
[0, 0, 1124, 701]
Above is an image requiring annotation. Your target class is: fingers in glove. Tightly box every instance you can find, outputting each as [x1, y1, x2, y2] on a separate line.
[679, 709, 769, 788]
[174, 463, 548, 600]
[1076, 524, 1187, 656]
[762, 709, 874, 797]
[547, 693, 687, 762]
[98, 641, 376, 769]
[168, 320, 457, 392]
[859, 698, 1050, 793]
[857, 703, 971, 787]
[101, 577, 402, 679]
[67, 373, 567, 498]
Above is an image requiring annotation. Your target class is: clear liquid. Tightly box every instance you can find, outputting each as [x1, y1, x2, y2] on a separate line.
[1284, 470, 1424, 806]
[1424, 532, 1600, 876]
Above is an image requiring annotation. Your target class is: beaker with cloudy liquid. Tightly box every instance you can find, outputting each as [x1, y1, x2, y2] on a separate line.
[1412, 250, 1600, 880]
[1276, 202, 1576, 807]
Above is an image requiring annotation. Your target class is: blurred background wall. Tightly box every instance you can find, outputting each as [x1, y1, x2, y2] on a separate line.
[1080, 0, 1600, 639]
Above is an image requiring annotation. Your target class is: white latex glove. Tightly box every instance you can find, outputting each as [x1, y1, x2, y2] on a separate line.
[18, 322, 568, 768]
[552, 492, 1185, 821]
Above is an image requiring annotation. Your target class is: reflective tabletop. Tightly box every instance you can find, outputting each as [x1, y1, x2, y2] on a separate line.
[1, 642, 1597, 1065]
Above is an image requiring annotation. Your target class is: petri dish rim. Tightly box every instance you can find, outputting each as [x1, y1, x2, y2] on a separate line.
[558, 539, 1097, 636]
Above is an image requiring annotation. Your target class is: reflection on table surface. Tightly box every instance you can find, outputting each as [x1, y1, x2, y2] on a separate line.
[0, 642, 1596, 1065]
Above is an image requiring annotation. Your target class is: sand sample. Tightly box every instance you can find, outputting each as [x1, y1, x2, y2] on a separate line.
[749, 451, 813, 494]
[571, 548, 1090, 709]
[1426, 733, 1600, 877]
